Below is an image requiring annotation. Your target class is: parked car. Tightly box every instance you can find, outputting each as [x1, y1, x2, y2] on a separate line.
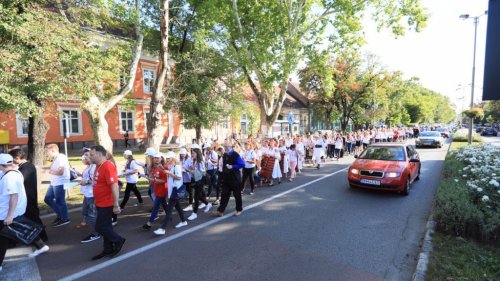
[481, 127, 498, 136]
[475, 126, 485, 133]
[347, 143, 421, 195]
[437, 127, 450, 138]
[415, 131, 444, 148]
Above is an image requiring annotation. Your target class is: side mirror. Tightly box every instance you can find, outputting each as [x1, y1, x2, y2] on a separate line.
[409, 158, 420, 163]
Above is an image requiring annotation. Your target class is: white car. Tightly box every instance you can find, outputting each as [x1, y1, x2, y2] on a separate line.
[415, 131, 444, 148]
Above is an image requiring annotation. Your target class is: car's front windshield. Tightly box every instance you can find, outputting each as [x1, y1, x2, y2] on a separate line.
[359, 146, 405, 161]
[419, 131, 440, 137]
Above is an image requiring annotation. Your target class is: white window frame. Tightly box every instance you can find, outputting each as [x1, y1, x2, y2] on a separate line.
[143, 109, 150, 132]
[142, 68, 155, 94]
[15, 114, 29, 138]
[59, 109, 83, 136]
[119, 110, 136, 133]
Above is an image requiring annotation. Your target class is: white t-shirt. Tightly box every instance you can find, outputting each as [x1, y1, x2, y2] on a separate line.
[242, 150, 256, 168]
[124, 160, 140, 183]
[0, 170, 27, 220]
[167, 164, 183, 199]
[80, 164, 96, 198]
[50, 153, 70, 186]
[206, 151, 218, 170]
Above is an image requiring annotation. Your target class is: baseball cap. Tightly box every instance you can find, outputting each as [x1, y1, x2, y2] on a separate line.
[179, 148, 188, 155]
[145, 147, 156, 156]
[0, 154, 14, 165]
[190, 144, 201, 150]
[123, 150, 133, 156]
[152, 151, 163, 158]
[165, 151, 176, 159]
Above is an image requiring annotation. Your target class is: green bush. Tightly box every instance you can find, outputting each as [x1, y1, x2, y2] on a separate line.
[452, 129, 482, 142]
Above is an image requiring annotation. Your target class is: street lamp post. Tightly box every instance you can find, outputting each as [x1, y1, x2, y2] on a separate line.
[460, 11, 487, 145]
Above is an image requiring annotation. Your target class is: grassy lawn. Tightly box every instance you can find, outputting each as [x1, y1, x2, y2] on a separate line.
[427, 232, 500, 281]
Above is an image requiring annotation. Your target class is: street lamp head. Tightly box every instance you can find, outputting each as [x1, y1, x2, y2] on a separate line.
[459, 14, 470, 19]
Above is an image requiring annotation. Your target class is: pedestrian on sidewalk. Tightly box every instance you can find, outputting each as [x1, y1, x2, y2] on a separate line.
[186, 147, 211, 221]
[0, 154, 49, 267]
[89, 146, 125, 260]
[8, 148, 48, 242]
[142, 152, 169, 230]
[214, 143, 245, 217]
[43, 143, 71, 227]
[77, 150, 101, 243]
[153, 151, 188, 235]
[119, 150, 143, 209]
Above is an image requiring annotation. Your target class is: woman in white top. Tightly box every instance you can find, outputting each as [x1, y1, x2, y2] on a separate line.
[154, 152, 187, 235]
[120, 150, 144, 209]
[279, 140, 289, 178]
[287, 144, 300, 181]
[295, 136, 305, 173]
[334, 134, 343, 160]
[241, 142, 257, 194]
[269, 140, 282, 186]
[187, 148, 211, 221]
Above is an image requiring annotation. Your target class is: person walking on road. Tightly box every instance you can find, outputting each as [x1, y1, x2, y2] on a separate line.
[43, 143, 71, 227]
[89, 146, 125, 260]
[0, 154, 49, 267]
[77, 150, 101, 243]
[241, 142, 257, 195]
[214, 143, 245, 217]
[120, 150, 144, 209]
[186, 147, 212, 221]
[153, 152, 188, 235]
[9, 148, 48, 241]
[142, 152, 169, 230]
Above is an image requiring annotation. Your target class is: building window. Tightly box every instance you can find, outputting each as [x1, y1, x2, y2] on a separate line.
[59, 110, 82, 136]
[16, 114, 29, 137]
[119, 111, 135, 133]
[143, 69, 155, 93]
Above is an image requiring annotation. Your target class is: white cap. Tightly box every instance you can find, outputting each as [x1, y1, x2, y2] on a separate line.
[165, 151, 176, 159]
[0, 154, 14, 165]
[179, 148, 188, 155]
[190, 144, 201, 150]
[145, 147, 156, 156]
[152, 151, 163, 158]
[123, 150, 133, 156]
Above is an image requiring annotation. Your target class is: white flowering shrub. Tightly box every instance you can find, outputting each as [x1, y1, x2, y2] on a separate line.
[435, 144, 499, 241]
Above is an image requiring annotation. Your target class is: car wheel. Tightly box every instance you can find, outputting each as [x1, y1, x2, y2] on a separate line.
[402, 177, 410, 196]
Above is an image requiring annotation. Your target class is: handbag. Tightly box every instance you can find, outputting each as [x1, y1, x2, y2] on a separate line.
[172, 184, 187, 200]
[0, 216, 43, 245]
[69, 168, 78, 181]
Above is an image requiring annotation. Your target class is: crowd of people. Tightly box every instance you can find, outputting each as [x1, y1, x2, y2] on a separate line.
[0, 126, 421, 269]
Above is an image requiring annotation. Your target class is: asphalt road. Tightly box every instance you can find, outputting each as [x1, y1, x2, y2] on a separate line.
[32, 140, 450, 281]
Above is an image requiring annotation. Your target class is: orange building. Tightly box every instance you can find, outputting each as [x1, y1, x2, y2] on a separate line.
[0, 55, 181, 150]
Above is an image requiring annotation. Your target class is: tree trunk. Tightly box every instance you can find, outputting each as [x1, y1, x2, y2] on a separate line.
[85, 100, 112, 153]
[195, 125, 202, 142]
[147, 0, 169, 152]
[31, 107, 49, 167]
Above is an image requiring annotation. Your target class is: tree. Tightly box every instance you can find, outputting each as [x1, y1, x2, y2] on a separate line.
[198, 0, 427, 136]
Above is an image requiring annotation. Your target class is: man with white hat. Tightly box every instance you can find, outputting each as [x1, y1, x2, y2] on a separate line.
[0, 154, 49, 269]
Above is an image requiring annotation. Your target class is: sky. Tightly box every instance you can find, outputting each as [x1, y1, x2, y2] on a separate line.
[361, 0, 489, 110]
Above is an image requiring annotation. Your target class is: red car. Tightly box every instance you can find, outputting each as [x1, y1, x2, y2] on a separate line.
[347, 143, 421, 195]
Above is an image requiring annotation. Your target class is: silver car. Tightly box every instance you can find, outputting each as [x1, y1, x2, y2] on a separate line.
[415, 131, 444, 148]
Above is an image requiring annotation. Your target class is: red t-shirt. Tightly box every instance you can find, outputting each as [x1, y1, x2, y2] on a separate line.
[151, 165, 168, 198]
[93, 160, 119, 207]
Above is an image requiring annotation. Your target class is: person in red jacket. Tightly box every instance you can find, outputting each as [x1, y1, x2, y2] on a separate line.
[89, 145, 125, 260]
[142, 151, 169, 230]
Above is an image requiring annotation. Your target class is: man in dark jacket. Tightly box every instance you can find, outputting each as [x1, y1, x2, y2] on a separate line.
[9, 149, 48, 241]
[214, 143, 245, 216]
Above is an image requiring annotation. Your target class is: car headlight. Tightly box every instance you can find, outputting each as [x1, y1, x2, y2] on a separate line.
[385, 172, 400, 178]
[350, 168, 359, 175]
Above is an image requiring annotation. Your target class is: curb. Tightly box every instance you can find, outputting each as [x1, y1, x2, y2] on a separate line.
[412, 220, 436, 281]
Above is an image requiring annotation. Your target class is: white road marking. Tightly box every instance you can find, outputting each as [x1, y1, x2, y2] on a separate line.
[58, 167, 348, 281]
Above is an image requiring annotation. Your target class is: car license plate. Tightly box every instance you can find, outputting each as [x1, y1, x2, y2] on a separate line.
[360, 179, 381, 186]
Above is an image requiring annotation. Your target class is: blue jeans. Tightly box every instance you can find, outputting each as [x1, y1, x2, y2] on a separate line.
[82, 197, 98, 235]
[149, 196, 168, 224]
[44, 184, 68, 220]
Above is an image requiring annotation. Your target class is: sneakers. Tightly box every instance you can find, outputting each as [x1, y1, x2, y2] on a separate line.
[53, 219, 70, 227]
[212, 199, 219, 205]
[213, 211, 224, 217]
[51, 218, 61, 226]
[112, 220, 118, 226]
[29, 245, 49, 258]
[203, 203, 212, 213]
[142, 223, 151, 230]
[175, 221, 188, 228]
[183, 205, 193, 212]
[133, 202, 145, 206]
[234, 211, 242, 216]
[198, 203, 206, 209]
[249, 192, 255, 195]
[81, 234, 101, 243]
[187, 213, 198, 221]
[153, 228, 166, 236]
